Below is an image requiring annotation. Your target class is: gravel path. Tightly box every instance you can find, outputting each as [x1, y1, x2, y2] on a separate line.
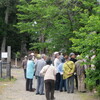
[0, 69, 83, 100]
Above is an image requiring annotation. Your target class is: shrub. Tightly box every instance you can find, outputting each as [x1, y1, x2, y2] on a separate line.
[85, 69, 98, 91]
[96, 85, 100, 96]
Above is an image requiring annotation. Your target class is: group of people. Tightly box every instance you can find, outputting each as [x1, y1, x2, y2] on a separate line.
[22, 52, 86, 100]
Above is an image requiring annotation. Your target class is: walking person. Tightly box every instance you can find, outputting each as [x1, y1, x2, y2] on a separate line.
[26, 55, 35, 92]
[58, 58, 67, 92]
[22, 56, 28, 79]
[35, 54, 46, 95]
[63, 55, 75, 93]
[75, 55, 86, 92]
[40, 58, 57, 100]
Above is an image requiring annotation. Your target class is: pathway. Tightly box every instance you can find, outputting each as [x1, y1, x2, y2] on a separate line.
[0, 68, 84, 100]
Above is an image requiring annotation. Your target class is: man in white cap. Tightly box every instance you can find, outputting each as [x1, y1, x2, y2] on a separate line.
[30, 53, 35, 61]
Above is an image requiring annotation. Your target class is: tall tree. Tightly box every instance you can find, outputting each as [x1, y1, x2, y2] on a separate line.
[17, 0, 79, 54]
[0, 0, 18, 52]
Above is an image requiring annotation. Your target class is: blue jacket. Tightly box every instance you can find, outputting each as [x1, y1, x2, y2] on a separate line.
[26, 60, 35, 79]
[58, 63, 64, 75]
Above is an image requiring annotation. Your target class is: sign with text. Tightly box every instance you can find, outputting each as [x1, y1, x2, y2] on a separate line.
[1, 52, 8, 58]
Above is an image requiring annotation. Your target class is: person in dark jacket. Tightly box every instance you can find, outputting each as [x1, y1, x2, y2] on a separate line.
[22, 56, 28, 79]
[69, 53, 77, 63]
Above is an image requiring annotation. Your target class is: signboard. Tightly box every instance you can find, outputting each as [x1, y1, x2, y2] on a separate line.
[1, 52, 8, 58]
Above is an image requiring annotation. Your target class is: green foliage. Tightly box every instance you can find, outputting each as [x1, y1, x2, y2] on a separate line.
[85, 69, 100, 91]
[16, 0, 78, 53]
[16, 51, 21, 59]
[96, 85, 100, 96]
[70, 0, 100, 92]
[0, 0, 21, 55]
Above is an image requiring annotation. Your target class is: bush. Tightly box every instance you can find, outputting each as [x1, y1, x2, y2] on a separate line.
[96, 85, 100, 96]
[85, 69, 96, 91]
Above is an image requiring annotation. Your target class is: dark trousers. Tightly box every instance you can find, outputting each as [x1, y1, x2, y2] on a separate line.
[55, 73, 60, 90]
[74, 74, 78, 89]
[26, 78, 33, 91]
[66, 75, 74, 93]
[24, 69, 26, 79]
[59, 75, 67, 91]
[45, 80, 55, 100]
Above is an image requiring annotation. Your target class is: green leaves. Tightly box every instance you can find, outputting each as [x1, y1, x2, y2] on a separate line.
[70, 0, 100, 91]
[16, 0, 74, 53]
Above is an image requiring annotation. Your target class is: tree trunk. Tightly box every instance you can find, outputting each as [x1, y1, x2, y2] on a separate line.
[5, 7, 9, 24]
[1, 37, 6, 52]
[1, 7, 9, 53]
[39, 33, 45, 54]
[21, 40, 27, 57]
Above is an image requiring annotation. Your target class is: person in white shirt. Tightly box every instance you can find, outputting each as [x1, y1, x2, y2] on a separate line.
[54, 53, 61, 90]
[40, 58, 57, 100]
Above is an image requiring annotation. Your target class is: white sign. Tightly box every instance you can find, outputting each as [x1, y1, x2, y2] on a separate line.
[1, 52, 8, 58]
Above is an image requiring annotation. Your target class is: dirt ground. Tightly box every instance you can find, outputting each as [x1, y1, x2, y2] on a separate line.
[0, 68, 99, 100]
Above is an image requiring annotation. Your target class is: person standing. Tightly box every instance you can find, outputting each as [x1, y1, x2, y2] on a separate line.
[54, 53, 61, 90]
[22, 56, 28, 79]
[40, 58, 56, 100]
[69, 53, 77, 63]
[69, 53, 78, 89]
[26, 55, 35, 92]
[35, 54, 46, 95]
[75, 56, 86, 92]
[63, 55, 75, 93]
[58, 58, 67, 92]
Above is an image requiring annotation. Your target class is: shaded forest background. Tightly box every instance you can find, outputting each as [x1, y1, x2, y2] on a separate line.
[0, 0, 100, 95]
[0, 0, 99, 56]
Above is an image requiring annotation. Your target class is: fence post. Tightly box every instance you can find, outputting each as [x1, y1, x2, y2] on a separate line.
[0, 61, 2, 78]
[7, 46, 11, 79]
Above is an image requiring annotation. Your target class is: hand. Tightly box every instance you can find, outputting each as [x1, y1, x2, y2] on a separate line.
[68, 73, 72, 75]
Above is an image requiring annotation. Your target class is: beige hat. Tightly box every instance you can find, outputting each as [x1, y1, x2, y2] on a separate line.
[37, 54, 41, 59]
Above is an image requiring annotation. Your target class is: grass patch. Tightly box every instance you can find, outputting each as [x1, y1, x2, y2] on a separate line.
[0, 77, 17, 94]
[0, 77, 17, 82]
[80, 92, 100, 100]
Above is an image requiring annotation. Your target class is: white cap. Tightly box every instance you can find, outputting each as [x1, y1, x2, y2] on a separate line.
[54, 52, 59, 55]
[30, 53, 34, 56]
[25, 56, 27, 58]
